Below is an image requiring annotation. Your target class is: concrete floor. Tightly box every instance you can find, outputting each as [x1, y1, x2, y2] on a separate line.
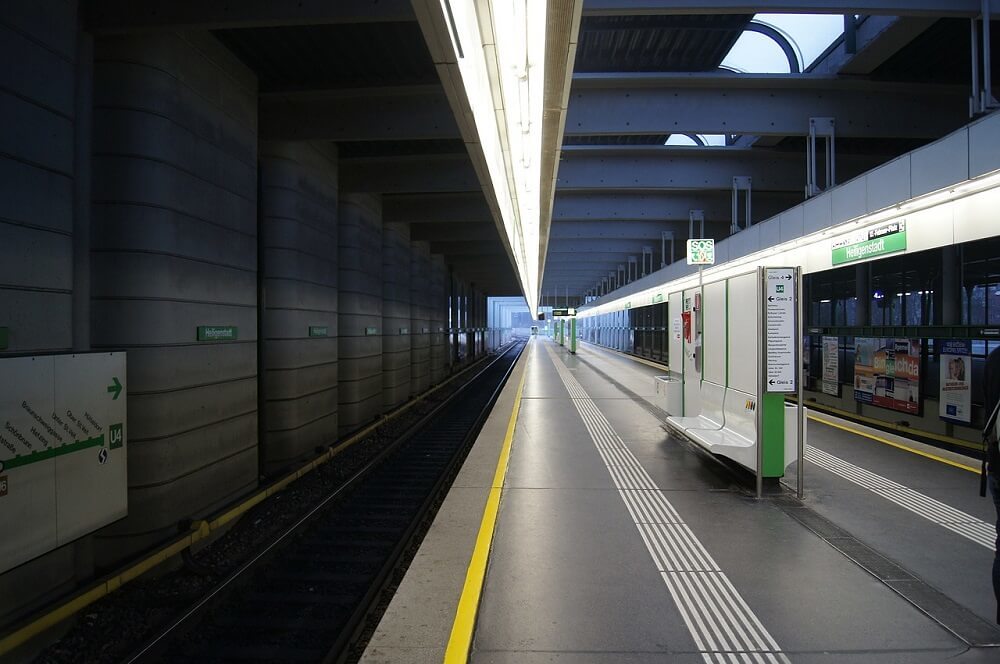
[361, 338, 1000, 663]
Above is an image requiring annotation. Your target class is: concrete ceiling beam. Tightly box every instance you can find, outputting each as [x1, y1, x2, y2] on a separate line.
[581, 0, 990, 18]
[85, 0, 414, 32]
[260, 85, 460, 142]
[566, 74, 967, 139]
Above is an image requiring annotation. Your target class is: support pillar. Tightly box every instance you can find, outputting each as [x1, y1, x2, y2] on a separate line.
[337, 194, 383, 436]
[382, 222, 411, 410]
[429, 255, 448, 383]
[940, 246, 962, 325]
[91, 32, 260, 560]
[410, 241, 432, 394]
[260, 142, 339, 474]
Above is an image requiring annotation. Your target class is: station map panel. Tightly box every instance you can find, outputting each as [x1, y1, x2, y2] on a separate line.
[0, 353, 127, 574]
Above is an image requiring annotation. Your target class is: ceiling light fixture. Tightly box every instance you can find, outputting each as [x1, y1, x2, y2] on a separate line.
[443, 0, 547, 318]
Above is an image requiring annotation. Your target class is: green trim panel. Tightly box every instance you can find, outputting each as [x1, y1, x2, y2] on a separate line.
[0, 435, 105, 470]
[760, 393, 785, 477]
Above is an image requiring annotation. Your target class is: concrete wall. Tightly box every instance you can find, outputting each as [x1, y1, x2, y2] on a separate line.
[0, 0, 76, 356]
[410, 241, 432, 396]
[90, 32, 259, 559]
[382, 223, 411, 410]
[429, 255, 449, 383]
[0, 0, 81, 626]
[260, 142, 339, 474]
[338, 194, 383, 435]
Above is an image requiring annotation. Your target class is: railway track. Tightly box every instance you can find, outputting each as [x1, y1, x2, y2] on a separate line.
[125, 340, 525, 663]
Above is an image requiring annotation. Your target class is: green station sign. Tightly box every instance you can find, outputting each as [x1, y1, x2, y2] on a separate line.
[197, 326, 238, 342]
[653, 293, 664, 304]
[308, 326, 329, 337]
[0, 327, 8, 350]
[831, 220, 907, 265]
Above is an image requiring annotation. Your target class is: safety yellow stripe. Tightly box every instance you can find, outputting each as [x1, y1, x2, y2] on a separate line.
[809, 415, 980, 474]
[0, 358, 489, 657]
[443, 350, 528, 663]
[794, 399, 979, 452]
[593, 342, 980, 475]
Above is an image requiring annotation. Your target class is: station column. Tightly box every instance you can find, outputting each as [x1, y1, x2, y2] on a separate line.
[90, 32, 260, 561]
[410, 241, 432, 395]
[259, 142, 339, 474]
[382, 223, 412, 410]
[337, 194, 383, 436]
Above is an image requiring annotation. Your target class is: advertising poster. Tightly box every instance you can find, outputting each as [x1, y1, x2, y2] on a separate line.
[938, 339, 972, 423]
[822, 336, 839, 396]
[854, 338, 921, 414]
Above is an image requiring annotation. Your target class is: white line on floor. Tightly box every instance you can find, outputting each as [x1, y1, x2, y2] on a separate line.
[805, 445, 996, 551]
[544, 344, 790, 664]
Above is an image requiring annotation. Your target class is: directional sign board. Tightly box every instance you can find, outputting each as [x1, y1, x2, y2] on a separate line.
[551, 308, 576, 317]
[0, 352, 127, 574]
[764, 268, 797, 393]
[686, 239, 715, 265]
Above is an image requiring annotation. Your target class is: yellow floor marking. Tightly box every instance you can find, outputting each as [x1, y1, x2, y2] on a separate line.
[795, 399, 979, 452]
[808, 415, 980, 474]
[443, 348, 528, 664]
[586, 342, 980, 476]
[0, 357, 490, 658]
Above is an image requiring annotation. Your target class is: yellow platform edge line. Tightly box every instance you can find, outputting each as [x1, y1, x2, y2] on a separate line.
[585, 342, 981, 476]
[0, 357, 490, 658]
[443, 351, 528, 664]
[808, 415, 980, 474]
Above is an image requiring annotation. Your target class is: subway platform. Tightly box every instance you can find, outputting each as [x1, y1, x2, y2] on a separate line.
[360, 337, 1000, 663]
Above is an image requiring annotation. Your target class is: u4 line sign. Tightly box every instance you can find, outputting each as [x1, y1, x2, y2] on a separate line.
[0, 352, 127, 574]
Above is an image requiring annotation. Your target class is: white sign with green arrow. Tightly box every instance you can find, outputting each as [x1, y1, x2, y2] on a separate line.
[0, 352, 127, 574]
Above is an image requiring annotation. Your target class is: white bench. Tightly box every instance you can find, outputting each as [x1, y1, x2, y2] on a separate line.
[686, 388, 758, 470]
[667, 381, 726, 431]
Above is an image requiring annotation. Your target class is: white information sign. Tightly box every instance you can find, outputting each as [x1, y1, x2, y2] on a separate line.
[764, 268, 797, 393]
[686, 239, 715, 265]
[0, 352, 127, 574]
[821, 336, 839, 396]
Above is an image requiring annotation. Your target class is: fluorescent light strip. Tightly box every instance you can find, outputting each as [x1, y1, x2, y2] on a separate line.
[446, 1, 546, 316]
[580, 168, 1000, 319]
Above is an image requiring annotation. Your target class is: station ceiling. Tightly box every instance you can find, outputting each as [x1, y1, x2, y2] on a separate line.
[83, 0, 996, 301]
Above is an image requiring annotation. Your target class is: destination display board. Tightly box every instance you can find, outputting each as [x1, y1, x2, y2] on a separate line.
[0, 353, 127, 574]
[764, 268, 796, 393]
[831, 220, 907, 265]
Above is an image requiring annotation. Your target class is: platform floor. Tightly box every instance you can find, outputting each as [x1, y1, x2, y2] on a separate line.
[362, 337, 1000, 663]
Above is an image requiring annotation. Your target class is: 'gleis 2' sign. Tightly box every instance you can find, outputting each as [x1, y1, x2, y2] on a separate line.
[831, 220, 907, 265]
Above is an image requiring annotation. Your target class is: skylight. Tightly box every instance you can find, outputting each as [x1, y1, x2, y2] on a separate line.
[721, 13, 845, 73]
[664, 134, 728, 147]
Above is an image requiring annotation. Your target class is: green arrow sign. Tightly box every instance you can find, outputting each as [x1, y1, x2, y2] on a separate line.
[107, 376, 122, 400]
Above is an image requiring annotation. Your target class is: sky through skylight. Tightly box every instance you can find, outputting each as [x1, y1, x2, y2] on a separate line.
[721, 13, 845, 73]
